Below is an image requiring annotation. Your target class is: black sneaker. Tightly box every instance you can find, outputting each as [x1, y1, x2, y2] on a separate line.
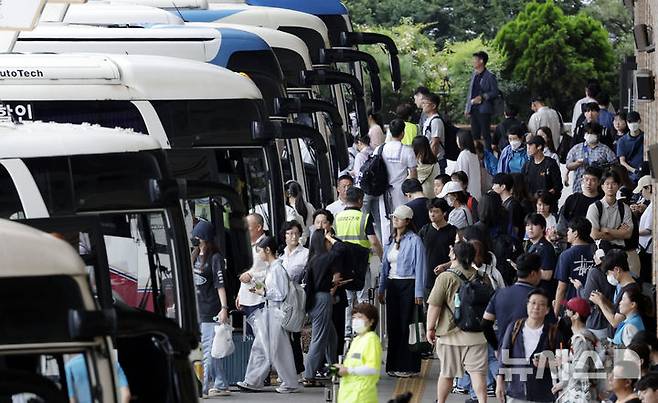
[451, 386, 468, 394]
[487, 386, 496, 397]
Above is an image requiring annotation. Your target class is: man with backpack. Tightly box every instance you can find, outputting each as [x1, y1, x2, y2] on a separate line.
[334, 186, 383, 336]
[421, 92, 446, 173]
[363, 119, 417, 243]
[496, 288, 564, 403]
[586, 169, 637, 276]
[426, 241, 492, 403]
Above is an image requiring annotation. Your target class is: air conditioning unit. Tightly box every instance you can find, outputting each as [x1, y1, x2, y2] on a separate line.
[634, 24, 655, 52]
[634, 69, 655, 102]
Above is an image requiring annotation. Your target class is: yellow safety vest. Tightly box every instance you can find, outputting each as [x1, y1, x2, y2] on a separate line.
[401, 121, 418, 145]
[334, 208, 371, 249]
[337, 331, 381, 403]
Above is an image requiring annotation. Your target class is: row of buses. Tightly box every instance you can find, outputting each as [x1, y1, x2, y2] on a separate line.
[0, 0, 401, 401]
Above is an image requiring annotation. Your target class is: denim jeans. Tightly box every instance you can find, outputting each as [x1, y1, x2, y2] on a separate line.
[200, 322, 228, 393]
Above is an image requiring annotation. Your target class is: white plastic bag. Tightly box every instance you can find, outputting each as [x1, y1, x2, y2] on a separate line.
[211, 324, 235, 359]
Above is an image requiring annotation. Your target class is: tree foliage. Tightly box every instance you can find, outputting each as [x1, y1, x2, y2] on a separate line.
[345, 0, 582, 47]
[358, 20, 507, 123]
[582, 0, 634, 60]
[494, 1, 616, 117]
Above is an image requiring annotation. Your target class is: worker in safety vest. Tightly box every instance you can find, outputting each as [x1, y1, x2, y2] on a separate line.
[334, 186, 383, 336]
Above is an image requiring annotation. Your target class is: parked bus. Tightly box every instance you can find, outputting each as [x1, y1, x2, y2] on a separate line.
[0, 121, 201, 402]
[16, 22, 338, 208]
[0, 219, 121, 403]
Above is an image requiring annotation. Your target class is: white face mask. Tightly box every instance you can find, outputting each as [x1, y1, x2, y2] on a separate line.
[584, 134, 598, 145]
[352, 318, 368, 334]
[510, 140, 522, 150]
[445, 194, 456, 207]
[628, 122, 640, 133]
[607, 272, 619, 287]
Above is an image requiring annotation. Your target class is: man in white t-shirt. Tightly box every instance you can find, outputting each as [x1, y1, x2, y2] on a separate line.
[236, 213, 268, 335]
[326, 174, 354, 217]
[422, 93, 446, 172]
[378, 119, 417, 242]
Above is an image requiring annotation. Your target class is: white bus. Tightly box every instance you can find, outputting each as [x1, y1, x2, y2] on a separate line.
[0, 219, 121, 403]
[0, 121, 202, 402]
[15, 23, 338, 209]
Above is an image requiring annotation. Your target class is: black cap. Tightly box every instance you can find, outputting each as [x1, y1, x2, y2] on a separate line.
[527, 135, 546, 147]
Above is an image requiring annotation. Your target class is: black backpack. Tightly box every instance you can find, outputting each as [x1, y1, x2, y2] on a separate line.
[594, 200, 639, 251]
[359, 144, 390, 196]
[341, 241, 370, 291]
[446, 269, 494, 332]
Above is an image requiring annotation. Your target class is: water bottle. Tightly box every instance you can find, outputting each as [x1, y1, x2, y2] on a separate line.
[453, 294, 461, 320]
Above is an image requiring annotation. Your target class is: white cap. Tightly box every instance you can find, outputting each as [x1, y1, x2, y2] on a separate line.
[438, 181, 464, 198]
[390, 205, 414, 220]
[633, 175, 652, 194]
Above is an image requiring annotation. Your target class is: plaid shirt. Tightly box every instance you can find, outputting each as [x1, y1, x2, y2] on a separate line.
[566, 142, 617, 193]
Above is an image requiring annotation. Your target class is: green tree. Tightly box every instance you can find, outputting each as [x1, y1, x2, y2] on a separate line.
[582, 0, 634, 60]
[494, 1, 616, 117]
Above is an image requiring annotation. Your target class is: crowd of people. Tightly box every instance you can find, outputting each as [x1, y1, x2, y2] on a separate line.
[190, 50, 656, 403]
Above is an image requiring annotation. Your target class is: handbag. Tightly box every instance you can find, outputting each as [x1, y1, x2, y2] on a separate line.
[211, 323, 235, 359]
[408, 305, 433, 354]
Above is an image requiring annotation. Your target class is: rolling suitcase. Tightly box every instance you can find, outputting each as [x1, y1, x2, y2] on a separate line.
[220, 312, 254, 385]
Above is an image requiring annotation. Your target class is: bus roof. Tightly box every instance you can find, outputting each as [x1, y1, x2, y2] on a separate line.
[0, 219, 87, 278]
[0, 53, 263, 101]
[61, 3, 184, 24]
[0, 121, 160, 158]
[187, 4, 330, 47]
[242, 0, 348, 16]
[187, 22, 312, 68]
[108, 0, 209, 8]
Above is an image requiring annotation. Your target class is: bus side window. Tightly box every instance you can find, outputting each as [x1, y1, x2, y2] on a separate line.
[0, 164, 26, 219]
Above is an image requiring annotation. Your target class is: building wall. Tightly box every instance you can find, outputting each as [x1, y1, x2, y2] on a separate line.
[634, 0, 657, 312]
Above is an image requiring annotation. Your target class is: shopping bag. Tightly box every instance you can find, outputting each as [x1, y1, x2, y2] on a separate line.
[408, 305, 432, 353]
[211, 323, 235, 359]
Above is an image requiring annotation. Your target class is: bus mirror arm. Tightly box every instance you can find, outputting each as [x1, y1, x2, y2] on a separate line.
[299, 69, 369, 138]
[69, 308, 117, 340]
[339, 31, 401, 92]
[319, 48, 382, 112]
[273, 97, 349, 170]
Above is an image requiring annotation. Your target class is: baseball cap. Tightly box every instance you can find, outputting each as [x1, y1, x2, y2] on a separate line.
[562, 297, 591, 319]
[633, 175, 652, 194]
[437, 181, 463, 198]
[527, 135, 546, 147]
[390, 205, 414, 220]
[192, 220, 215, 241]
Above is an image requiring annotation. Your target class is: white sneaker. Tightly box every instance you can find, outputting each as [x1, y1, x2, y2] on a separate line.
[275, 386, 303, 394]
[208, 388, 231, 397]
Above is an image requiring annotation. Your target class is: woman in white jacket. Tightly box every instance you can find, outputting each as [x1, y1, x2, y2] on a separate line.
[237, 236, 302, 394]
[453, 131, 482, 201]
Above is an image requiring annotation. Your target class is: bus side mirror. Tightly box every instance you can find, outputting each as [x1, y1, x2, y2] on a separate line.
[69, 309, 117, 340]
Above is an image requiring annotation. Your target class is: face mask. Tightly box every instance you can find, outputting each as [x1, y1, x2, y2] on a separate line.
[445, 195, 456, 207]
[584, 134, 598, 144]
[510, 140, 522, 150]
[607, 273, 619, 287]
[628, 122, 640, 133]
[352, 318, 368, 334]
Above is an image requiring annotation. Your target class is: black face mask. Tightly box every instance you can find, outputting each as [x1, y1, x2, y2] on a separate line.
[191, 238, 200, 247]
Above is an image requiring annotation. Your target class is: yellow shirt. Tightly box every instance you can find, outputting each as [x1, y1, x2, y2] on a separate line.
[337, 331, 381, 403]
[402, 122, 418, 145]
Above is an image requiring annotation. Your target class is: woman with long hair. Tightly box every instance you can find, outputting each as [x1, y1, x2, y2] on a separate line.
[191, 221, 230, 397]
[453, 131, 482, 200]
[301, 229, 347, 386]
[377, 205, 426, 377]
[511, 173, 535, 219]
[284, 180, 316, 243]
[367, 108, 385, 148]
[412, 136, 440, 199]
[238, 236, 301, 393]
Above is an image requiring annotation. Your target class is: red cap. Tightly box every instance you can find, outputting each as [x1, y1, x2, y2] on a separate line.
[562, 297, 591, 319]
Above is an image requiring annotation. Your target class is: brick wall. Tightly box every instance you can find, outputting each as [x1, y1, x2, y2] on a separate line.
[634, 0, 657, 320]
